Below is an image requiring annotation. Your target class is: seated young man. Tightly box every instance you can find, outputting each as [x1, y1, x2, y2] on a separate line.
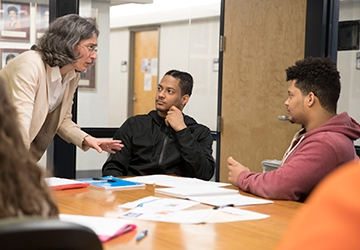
[227, 57, 360, 201]
[102, 70, 215, 181]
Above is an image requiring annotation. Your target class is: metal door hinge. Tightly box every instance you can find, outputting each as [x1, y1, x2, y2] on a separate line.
[217, 116, 222, 133]
[219, 35, 225, 52]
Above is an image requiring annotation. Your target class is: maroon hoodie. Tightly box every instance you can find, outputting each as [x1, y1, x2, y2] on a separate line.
[237, 112, 360, 202]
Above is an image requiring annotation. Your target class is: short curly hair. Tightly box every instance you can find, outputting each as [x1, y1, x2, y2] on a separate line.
[165, 69, 193, 97]
[286, 57, 341, 113]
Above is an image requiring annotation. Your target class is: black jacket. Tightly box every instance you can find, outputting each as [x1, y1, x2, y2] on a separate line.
[102, 110, 215, 180]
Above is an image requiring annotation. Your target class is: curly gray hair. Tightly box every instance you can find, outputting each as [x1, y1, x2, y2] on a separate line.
[33, 14, 99, 67]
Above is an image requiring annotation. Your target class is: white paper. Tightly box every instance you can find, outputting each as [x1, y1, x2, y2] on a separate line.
[59, 214, 133, 236]
[126, 175, 231, 188]
[207, 207, 270, 223]
[117, 196, 270, 224]
[118, 207, 269, 224]
[141, 58, 151, 72]
[151, 58, 158, 76]
[187, 194, 273, 207]
[45, 177, 84, 187]
[119, 196, 199, 210]
[155, 186, 239, 199]
[120, 208, 217, 224]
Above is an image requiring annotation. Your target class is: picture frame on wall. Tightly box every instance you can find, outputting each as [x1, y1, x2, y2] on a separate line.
[35, 3, 49, 39]
[0, 48, 26, 69]
[0, 1, 30, 41]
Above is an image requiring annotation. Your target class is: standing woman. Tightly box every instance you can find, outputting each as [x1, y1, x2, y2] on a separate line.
[0, 14, 123, 161]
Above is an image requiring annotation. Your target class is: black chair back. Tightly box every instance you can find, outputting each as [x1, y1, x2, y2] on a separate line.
[355, 145, 360, 157]
[0, 217, 103, 250]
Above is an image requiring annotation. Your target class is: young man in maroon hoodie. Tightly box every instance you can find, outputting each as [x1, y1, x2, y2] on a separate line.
[227, 57, 360, 202]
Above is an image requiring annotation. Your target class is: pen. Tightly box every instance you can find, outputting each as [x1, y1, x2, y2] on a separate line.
[213, 204, 234, 210]
[136, 230, 148, 242]
[136, 198, 158, 208]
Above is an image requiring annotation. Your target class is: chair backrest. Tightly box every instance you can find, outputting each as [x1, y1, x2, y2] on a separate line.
[0, 217, 103, 250]
[355, 145, 360, 157]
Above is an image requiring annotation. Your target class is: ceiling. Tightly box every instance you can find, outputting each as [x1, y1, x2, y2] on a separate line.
[108, 0, 153, 6]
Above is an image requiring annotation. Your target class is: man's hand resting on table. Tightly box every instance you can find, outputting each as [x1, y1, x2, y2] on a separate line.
[227, 156, 250, 187]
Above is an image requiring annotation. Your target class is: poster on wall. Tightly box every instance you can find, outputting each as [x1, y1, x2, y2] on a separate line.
[0, 1, 30, 41]
[35, 3, 49, 39]
[0, 48, 26, 69]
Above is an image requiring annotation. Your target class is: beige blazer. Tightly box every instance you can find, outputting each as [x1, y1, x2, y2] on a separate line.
[0, 50, 89, 160]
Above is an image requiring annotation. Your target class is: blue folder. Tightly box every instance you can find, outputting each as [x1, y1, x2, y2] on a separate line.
[78, 176, 145, 191]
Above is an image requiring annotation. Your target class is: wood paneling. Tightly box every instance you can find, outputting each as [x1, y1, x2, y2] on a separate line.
[220, 0, 306, 181]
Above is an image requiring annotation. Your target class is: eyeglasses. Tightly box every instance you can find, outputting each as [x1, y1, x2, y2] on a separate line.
[78, 43, 98, 54]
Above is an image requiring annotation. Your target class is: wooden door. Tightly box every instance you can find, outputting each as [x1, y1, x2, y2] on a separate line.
[219, 0, 306, 182]
[133, 29, 159, 115]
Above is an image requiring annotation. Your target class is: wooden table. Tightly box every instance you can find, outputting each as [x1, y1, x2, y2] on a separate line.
[54, 184, 302, 250]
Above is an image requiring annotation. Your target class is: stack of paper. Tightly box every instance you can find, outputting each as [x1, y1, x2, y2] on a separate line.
[127, 174, 274, 207]
[187, 193, 274, 207]
[126, 175, 231, 188]
[118, 175, 273, 224]
[155, 186, 273, 206]
[155, 186, 239, 199]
